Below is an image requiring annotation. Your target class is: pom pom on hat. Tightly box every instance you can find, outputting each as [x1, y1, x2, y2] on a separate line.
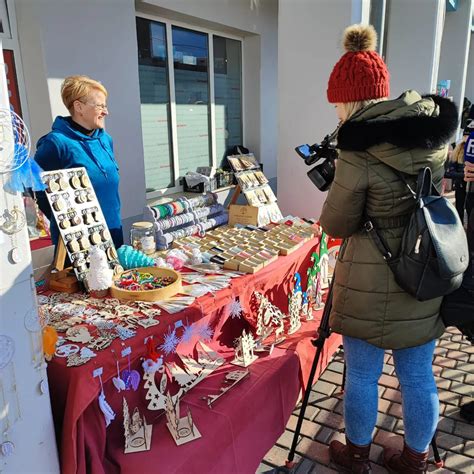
[343, 24, 377, 52]
[327, 23, 389, 104]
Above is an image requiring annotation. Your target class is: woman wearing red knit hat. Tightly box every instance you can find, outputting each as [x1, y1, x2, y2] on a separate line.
[319, 25, 458, 473]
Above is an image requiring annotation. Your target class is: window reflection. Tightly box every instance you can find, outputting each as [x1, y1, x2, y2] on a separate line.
[214, 36, 243, 164]
[172, 26, 211, 175]
[136, 17, 174, 191]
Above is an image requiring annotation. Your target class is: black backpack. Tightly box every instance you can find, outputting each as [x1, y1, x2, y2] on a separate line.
[365, 167, 469, 301]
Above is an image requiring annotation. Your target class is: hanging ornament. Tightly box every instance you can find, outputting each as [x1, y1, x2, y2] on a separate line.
[229, 298, 243, 319]
[198, 323, 214, 342]
[121, 353, 140, 391]
[112, 352, 127, 392]
[94, 371, 115, 427]
[180, 323, 196, 344]
[159, 327, 179, 355]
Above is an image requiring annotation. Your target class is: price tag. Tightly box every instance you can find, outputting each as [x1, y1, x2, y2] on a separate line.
[121, 346, 131, 358]
[93, 367, 103, 378]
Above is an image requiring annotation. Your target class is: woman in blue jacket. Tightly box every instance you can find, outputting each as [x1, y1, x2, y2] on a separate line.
[35, 75, 123, 248]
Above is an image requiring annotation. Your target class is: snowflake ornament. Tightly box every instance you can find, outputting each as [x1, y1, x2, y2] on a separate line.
[180, 324, 196, 343]
[198, 324, 214, 342]
[229, 298, 243, 319]
[159, 327, 179, 355]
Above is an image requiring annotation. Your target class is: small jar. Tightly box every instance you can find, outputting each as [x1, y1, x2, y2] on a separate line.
[130, 222, 156, 255]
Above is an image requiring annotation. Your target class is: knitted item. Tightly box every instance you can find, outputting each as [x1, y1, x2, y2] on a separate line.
[117, 245, 155, 270]
[327, 24, 389, 103]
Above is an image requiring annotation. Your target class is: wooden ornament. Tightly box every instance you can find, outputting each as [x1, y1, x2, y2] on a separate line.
[81, 175, 91, 188]
[107, 246, 118, 260]
[137, 318, 160, 329]
[71, 215, 82, 226]
[48, 180, 60, 193]
[231, 330, 258, 367]
[53, 199, 65, 212]
[203, 370, 249, 407]
[70, 176, 81, 189]
[254, 292, 286, 347]
[165, 392, 201, 446]
[66, 326, 92, 344]
[60, 219, 71, 230]
[90, 232, 101, 245]
[123, 398, 152, 453]
[79, 236, 90, 250]
[58, 177, 69, 190]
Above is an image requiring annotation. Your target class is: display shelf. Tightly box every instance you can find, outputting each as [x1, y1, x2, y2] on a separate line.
[144, 193, 228, 250]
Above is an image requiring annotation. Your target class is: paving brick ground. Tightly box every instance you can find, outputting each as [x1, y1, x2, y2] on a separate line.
[258, 327, 474, 473]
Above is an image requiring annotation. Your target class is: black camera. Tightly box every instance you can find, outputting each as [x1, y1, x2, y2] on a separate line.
[295, 130, 339, 191]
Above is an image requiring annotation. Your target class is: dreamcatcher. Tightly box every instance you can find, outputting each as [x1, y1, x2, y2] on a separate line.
[0, 107, 44, 263]
[0, 107, 30, 174]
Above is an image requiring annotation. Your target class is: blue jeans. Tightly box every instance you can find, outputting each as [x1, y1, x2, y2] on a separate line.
[342, 336, 439, 453]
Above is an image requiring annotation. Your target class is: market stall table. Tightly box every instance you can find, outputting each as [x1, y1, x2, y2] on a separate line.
[44, 237, 342, 474]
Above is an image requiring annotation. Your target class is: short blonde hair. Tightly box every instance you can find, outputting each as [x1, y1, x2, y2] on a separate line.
[61, 75, 108, 111]
[342, 98, 385, 121]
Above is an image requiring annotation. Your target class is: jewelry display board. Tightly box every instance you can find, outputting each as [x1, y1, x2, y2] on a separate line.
[41, 167, 120, 282]
[227, 154, 280, 209]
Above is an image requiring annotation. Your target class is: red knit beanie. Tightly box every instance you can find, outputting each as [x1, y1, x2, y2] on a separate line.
[327, 24, 390, 103]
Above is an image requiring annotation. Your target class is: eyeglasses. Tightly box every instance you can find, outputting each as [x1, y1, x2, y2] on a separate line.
[78, 100, 108, 111]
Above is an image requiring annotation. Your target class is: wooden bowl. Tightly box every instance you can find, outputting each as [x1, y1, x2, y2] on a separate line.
[110, 267, 182, 302]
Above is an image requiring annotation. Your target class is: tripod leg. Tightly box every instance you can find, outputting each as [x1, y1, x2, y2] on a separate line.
[285, 341, 326, 468]
[431, 432, 444, 468]
[285, 275, 335, 469]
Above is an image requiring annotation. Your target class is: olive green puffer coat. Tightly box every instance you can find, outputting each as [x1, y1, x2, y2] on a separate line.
[319, 91, 459, 349]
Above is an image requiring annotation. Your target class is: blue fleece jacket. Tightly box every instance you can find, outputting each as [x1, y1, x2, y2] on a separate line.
[34, 116, 122, 246]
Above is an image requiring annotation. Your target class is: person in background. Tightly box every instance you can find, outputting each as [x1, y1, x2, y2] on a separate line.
[461, 97, 472, 129]
[445, 122, 473, 222]
[319, 24, 458, 473]
[460, 160, 474, 423]
[35, 75, 123, 248]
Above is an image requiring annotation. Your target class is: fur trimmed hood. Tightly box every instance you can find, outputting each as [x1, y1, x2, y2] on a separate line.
[337, 91, 459, 151]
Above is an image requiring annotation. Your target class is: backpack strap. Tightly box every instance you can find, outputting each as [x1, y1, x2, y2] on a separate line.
[415, 167, 433, 199]
[363, 218, 394, 261]
[364, 166, 437, 262]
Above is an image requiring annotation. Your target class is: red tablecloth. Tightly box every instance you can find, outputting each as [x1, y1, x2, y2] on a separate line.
[46, 238, 342, 474]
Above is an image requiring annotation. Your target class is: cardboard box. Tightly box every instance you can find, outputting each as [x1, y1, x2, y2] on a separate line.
[228, 205, 261, 226]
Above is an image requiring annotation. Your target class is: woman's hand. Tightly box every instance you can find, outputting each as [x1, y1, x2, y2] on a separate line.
[465, 161, 474, 182]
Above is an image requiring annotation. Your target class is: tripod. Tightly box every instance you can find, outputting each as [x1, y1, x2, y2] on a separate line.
[284, 277, 444, 470]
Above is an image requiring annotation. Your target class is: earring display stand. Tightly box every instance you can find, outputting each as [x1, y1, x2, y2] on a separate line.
[226, 154, 283, 226]
[41, 167, 120, 291]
